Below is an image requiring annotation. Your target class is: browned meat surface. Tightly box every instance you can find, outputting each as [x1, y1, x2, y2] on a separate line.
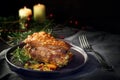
[23, 31, 73, 67]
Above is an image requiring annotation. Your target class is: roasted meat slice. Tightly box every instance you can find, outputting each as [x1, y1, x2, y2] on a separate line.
[23, 31, 73, 67]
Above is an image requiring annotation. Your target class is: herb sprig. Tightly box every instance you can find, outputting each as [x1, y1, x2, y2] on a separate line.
[11, 47, 30, 65]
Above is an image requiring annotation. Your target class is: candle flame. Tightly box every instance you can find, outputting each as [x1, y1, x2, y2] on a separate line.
[24, 6, 27, 9]
[38, 3, 41, 5]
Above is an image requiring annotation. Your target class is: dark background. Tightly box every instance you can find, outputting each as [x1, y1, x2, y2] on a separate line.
[0, 0, 120, 34]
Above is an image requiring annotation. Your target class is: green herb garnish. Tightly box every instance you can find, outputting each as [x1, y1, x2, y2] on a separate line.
[12, 47, 30, 65]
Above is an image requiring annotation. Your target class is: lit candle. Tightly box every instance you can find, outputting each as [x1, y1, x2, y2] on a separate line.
[33, 4, 46, 23]
[18, 6, 32, 29]
[19, 6, 32, 19]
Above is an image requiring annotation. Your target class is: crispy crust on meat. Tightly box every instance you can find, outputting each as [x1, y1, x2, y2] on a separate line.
[23, 31, 70, 50]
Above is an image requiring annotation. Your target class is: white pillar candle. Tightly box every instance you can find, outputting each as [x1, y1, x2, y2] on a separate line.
[33, 4, 46, 23]
[18, 6, 32, 29]
[19, 6, 32, 19]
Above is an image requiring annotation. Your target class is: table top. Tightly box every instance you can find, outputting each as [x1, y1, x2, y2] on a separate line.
[0, 28, 120, 80]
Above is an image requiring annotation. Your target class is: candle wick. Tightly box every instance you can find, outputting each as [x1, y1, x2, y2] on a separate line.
[24, 6, 27, 9]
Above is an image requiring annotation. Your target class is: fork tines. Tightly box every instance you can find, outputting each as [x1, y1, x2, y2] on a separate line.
[79, 32, 90, 50]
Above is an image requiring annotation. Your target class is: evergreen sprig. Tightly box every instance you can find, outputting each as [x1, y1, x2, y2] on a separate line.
[0, 16, 55, 46]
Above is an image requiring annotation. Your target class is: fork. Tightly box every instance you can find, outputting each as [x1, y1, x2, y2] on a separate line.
[79, 32, 114, 71]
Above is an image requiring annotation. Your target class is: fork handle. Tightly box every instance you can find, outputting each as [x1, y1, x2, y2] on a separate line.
[92, 50, 114, 71]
